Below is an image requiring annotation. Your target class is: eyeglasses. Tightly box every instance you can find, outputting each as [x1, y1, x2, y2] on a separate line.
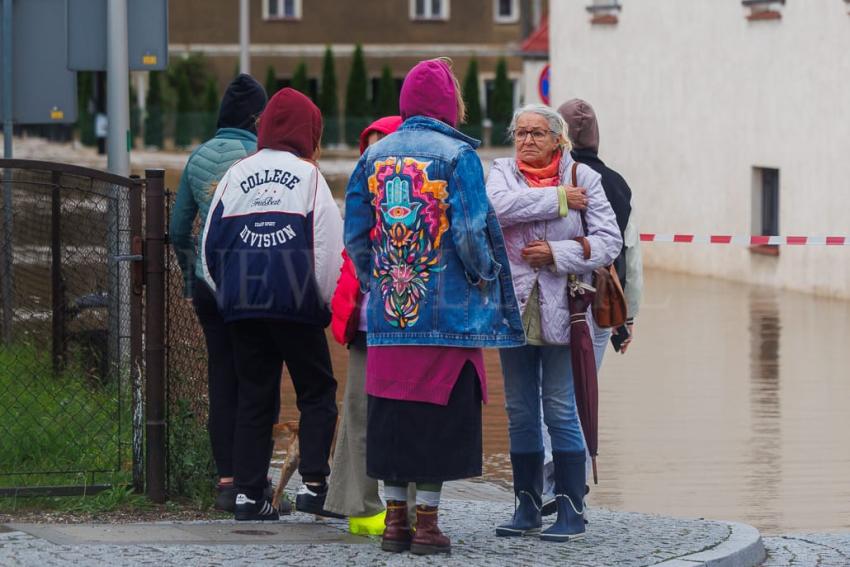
[513, 128, 555, 143]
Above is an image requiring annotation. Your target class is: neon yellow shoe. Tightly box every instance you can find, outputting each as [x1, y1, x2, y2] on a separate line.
[348, 510, 387, 536]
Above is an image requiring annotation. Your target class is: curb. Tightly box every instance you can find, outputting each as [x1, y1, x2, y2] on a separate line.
[653, 521, 765, 567]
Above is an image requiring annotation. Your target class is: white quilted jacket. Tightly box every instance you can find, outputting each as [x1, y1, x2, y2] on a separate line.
[485, 154, 622, 345]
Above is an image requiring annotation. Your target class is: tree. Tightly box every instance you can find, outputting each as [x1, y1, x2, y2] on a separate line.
[167, 54, 211, 98]
[318, 46, 339, 144]
[290, 61, 309, 97]
[345, 44, 370, 144]
[318, 47, 338, 116]
[202, 78, 219, 140]
[174, 70, 193, 148]
[374, 65, 398, 117]
[165, 55, 216, 146]
[345, 44, 370, 118]
[462, 59, 483, 139]
[129, 83, 141, 149]
[144, 71, 164, 148]
[77, 72, 96, 146]
[489, 58, 514, 145]
[265, 65, 278, 98]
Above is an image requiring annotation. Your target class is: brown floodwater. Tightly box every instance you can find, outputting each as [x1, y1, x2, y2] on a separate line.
[275, 269, 850, 535]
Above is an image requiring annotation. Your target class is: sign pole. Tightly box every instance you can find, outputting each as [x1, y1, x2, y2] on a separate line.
[106, 0, 129, 175]
[239, 0, 250, 74]
[106, 0, 131, 387]
[2, 0, 11, 159]
[2, 0, 14, 344]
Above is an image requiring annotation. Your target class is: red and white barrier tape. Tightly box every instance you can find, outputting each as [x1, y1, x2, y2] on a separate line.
[639, 234, 848, 246]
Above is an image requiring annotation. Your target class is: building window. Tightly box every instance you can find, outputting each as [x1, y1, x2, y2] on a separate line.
[276, 77, 319, 101]
[742, 0, 784, 21]
[760, 168, 780, 236]
[484, 77, 519, 123]
[751, 167, 780, 256]
[410, 0, 450, 21]
[370, 76, 405, 109]
[265, 0, 301, 20]
[494, 0, 520, 24]
[586, 0, 622, 25]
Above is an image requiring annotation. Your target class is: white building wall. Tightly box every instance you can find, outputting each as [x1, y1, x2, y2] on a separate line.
[550, 0, 850, 299]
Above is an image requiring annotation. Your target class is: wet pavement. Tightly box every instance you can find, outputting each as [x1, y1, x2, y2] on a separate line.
[761, 533, 850, 567]
[1, 481, 765, 567]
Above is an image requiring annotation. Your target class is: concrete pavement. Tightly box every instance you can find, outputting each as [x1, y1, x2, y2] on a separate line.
[0, 481, 773, 567]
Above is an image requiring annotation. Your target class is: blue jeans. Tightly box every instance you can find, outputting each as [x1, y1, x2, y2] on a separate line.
[541, 325, 611, 497]
[500, 345, 585, 454]
[591, 322, 611, 368]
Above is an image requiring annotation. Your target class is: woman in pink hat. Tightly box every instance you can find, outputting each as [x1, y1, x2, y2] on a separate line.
[344, 58, 524, 556]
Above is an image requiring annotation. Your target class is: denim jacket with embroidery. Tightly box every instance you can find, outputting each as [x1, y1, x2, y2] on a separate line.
[344, 116, 525, 348]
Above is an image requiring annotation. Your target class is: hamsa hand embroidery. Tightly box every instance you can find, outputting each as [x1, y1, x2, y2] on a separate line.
[368, 158, 449, 328]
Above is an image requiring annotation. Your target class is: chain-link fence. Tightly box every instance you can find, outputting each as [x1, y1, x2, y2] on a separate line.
[161, 187, 218, 500]
[0, 160, 142, 495]
[164, 190, 208, 422]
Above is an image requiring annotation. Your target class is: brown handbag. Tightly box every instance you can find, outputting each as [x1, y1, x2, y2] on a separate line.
[570, 163, 628, 329]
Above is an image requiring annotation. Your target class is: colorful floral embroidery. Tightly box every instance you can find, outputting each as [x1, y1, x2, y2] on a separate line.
[368, 158, 449, 328]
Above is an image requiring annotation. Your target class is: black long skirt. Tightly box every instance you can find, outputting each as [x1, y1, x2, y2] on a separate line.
[366, 361, 483, 483]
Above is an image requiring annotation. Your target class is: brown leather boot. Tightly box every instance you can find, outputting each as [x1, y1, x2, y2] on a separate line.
[410, 505, 451, 555]
[380, 500, 412, 553]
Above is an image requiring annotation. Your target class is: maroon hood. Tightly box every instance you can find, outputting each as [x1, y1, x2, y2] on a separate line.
[257, 88, 323, 158]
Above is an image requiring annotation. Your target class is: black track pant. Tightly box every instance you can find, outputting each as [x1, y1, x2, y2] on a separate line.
[228, 318, 338, 500]
[192, 280, 239, 479]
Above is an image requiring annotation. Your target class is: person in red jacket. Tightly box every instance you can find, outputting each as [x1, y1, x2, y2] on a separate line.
[325, 116, 404, 534]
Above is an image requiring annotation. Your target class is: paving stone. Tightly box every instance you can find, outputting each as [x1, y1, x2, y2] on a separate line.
[762, 533, 850, 567]
[1, 498, 736, 567]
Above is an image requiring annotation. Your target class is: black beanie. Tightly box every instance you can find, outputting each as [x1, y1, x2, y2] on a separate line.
[216, 74, 268, 133]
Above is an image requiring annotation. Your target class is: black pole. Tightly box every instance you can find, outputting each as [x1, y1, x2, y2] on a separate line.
[1, 0, 14, 345]
[50, 170, 65, 374]
[129, 174, 144, 494]
[144, 168, 166, 503]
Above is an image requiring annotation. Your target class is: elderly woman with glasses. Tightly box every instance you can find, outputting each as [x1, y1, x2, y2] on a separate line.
[486, 104, 621, 542]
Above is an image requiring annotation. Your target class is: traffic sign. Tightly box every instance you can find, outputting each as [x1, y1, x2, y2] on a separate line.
[538, 64, 551, 105]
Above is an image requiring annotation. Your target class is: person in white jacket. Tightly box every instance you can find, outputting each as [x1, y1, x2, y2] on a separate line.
[201, 88, 343, 521]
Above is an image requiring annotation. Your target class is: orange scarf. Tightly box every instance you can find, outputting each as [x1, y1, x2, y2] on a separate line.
[517, 151, 561, 187]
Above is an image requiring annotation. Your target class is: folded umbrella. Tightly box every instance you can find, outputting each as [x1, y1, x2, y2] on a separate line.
[567, 273, 599, 484]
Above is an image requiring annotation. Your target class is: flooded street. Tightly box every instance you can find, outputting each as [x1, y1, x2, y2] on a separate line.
[579, 270, 850, 534]
[277, 269, 850, 535]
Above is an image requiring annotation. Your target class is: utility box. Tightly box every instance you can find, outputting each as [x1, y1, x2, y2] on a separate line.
[67, 0, 168, 71]
[0, 0, 77, 124]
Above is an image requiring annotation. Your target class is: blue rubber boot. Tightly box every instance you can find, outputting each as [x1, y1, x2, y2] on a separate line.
[540, 451, 587, 542]
[496, 452, 544, 537]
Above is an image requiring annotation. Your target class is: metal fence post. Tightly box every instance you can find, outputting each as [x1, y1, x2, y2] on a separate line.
[128, 175, 144, 494]
[50, 170, 66, 374]
[1, 0, 13, 345]
[144, 168, 166, 503]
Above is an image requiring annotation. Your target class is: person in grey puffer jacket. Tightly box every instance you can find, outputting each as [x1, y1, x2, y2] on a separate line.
[168, 73, 267, 512]
[487, 104, 621, 543]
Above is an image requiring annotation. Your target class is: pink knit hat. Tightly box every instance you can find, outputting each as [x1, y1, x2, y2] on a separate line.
[399, 59, 458, 128]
